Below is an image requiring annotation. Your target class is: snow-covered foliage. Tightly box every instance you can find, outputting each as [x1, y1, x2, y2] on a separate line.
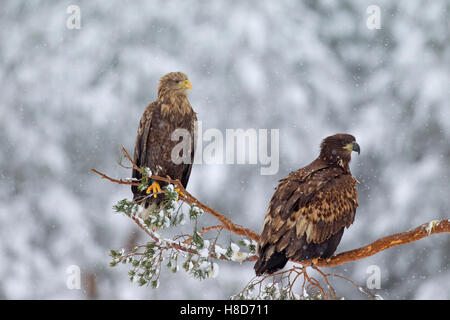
[109, 184, 257, 291]
[0, 0, 449, 299]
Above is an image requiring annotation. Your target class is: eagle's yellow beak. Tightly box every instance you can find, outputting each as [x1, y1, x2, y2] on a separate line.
[177, 80, 192, 90]
[343, 142, 360, 155]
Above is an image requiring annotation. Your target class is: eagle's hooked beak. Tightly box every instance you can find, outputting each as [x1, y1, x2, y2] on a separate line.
[344, 142, 360, 155]
[353, 142, 360, 155]
[177, 80, 192, 90]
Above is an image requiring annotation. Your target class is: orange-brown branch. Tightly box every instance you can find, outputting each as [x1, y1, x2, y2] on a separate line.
[91, 168, 140, 186]
[179, 185, 260, 241]
[299, 219, 450, 268]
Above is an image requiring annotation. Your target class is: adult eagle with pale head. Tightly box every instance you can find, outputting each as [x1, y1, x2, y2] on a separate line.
[131, 72, 196, 219]
[254, 133, 360, 275]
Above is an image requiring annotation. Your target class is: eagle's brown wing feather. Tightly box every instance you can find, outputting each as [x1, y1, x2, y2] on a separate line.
[131, 100, 197, 209]
[256, 164, 358, 275]
[131, 101, 157, 200]
[180, 118, 197, 187]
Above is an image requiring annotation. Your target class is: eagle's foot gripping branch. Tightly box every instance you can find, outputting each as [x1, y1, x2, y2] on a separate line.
[174, 187, 184, 199]
[146, 181, 162, 198]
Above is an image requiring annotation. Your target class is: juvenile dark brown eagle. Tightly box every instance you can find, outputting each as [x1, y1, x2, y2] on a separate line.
[131, 72, 197, 219]
[254, 133, 360, 276]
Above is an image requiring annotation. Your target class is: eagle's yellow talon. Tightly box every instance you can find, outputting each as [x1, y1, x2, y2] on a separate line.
[175, 187, 184, 198]
[146, 181, 162, 198]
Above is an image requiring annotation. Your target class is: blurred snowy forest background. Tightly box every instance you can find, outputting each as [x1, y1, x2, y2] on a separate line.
[0, 0, 449, 299]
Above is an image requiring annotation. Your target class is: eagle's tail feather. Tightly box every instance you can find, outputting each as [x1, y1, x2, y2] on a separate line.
[254, 228, 346, 276]
[254, 249, 288, 276]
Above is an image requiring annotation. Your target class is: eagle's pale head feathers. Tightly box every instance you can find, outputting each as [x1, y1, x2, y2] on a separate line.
[158, 72, 192, 99]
